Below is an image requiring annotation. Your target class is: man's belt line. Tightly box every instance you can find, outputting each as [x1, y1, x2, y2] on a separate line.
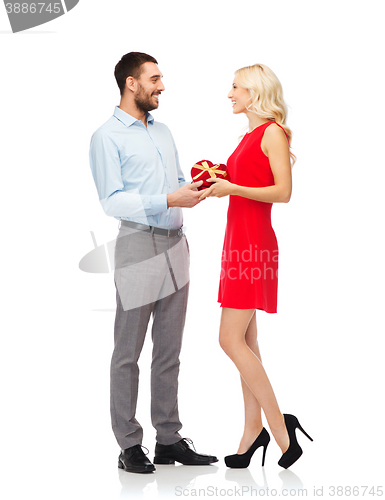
[120, 220, 183, 237]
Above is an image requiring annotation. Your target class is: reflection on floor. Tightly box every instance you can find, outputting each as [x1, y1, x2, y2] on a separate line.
[117, 463, 304, 498]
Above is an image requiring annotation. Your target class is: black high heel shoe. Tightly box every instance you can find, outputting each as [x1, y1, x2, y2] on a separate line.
[278, 414, 313, 469]
[225, 427, 270, 468]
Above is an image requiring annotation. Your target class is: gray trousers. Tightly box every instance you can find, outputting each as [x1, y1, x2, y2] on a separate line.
[111, 223, 190, 450]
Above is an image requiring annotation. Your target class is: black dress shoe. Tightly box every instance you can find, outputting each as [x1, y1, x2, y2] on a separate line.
[118, 445, 156, 473]
[154, 438, 218, 465]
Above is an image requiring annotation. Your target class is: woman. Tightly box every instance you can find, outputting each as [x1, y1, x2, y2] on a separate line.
[199, 64, 312, 469]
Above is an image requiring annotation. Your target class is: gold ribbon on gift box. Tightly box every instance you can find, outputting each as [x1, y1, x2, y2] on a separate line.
[192, 161, 227, 181]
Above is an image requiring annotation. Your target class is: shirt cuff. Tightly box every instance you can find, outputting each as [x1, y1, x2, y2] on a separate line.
[151, 194, 168, 213]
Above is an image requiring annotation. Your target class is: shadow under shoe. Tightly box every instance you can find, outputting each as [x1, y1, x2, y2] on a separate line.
[225, 427, 270, 468]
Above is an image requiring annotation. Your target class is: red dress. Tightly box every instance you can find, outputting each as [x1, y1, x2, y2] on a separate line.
[218, 122, 286, 313]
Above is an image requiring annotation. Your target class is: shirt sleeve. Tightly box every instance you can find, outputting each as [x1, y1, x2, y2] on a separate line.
[170, 133, 190, 188]
[89, 130, 168, 218]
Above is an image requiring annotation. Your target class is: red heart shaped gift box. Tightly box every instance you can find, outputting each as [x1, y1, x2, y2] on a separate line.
[191, 160, 228, 191]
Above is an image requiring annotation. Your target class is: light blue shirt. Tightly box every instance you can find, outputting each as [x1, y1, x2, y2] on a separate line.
[89, 106, 189, 229]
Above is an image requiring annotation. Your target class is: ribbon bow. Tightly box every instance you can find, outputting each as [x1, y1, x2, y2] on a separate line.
[192, 161, 227, 181]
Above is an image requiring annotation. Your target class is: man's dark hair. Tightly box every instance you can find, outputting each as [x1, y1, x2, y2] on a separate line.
[114, 52, 158, 96]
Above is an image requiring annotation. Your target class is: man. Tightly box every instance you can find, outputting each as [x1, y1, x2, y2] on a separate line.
[89, 52, 218, 473]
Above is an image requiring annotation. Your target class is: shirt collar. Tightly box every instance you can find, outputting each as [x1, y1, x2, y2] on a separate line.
[113, 106, 154, 127]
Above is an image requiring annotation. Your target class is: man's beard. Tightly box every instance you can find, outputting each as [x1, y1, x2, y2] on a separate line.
[134, 83, 159, 113]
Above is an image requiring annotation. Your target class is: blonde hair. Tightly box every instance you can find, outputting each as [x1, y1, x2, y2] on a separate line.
[235, 64, 296, 165]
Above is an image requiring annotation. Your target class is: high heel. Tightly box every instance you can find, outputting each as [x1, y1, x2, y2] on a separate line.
[278, 414, 313, 469]
[225, 427, 270, 468]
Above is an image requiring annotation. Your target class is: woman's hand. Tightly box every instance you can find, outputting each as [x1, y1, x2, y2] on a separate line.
[198, 178, 235, 200]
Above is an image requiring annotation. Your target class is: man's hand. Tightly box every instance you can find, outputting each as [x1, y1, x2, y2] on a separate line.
[167, 181, 208, 208]
[198, 178, 234, 200]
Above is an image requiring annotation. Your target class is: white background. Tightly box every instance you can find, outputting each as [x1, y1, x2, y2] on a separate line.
[1, 1, 384, 498]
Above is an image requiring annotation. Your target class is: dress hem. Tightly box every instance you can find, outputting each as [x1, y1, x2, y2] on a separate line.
[218, 301, 277, 314]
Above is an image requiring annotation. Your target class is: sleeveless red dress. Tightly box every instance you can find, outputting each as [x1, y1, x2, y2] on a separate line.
[218, 122, 287, 313]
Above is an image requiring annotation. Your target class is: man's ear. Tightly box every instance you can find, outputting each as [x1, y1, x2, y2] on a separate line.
[125, 76, 136, 93]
